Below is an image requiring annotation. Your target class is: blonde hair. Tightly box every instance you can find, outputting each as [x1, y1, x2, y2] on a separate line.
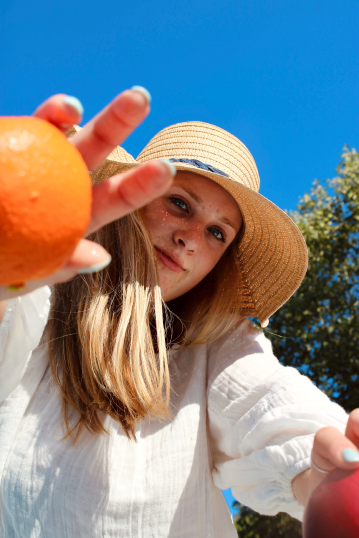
[43, 209, 243, 442]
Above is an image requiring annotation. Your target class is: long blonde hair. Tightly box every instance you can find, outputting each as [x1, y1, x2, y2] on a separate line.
[43, 210, 243, 442]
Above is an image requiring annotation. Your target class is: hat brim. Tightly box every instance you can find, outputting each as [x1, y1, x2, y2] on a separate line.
[89, 158, 308, 327]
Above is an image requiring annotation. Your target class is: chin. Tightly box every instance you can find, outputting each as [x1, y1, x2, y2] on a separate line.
[156, 278, 180, 302]
[161, 291, 177, 302]
[157, 275, 195, 303]
[161, 287, 185, 303]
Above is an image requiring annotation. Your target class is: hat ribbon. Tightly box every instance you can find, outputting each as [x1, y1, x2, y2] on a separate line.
[168, 158, 229, 178]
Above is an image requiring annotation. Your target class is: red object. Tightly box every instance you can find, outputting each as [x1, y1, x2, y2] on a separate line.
[303, 467, 359, 537]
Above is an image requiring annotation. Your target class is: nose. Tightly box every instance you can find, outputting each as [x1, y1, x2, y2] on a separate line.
[173, 225, 203, 253]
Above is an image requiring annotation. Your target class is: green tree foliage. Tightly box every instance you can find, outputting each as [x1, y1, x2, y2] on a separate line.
[234, 147, 359, 536]
[269, 146, 359, 410]
[233, 502, 302, 537]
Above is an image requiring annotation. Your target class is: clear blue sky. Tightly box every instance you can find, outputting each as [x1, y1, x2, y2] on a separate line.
[1, 0, 358, 516]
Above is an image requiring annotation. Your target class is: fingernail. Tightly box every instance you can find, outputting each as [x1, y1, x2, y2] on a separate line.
[131, 86, 152, 104]
[63, 96, 84, 117]
[343, 448, 359, 462]
[78, 255, 112, 274]
[159, 158, 177, 176]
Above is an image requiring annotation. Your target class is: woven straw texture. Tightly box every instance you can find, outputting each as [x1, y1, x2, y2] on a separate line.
[66, 122, 308, 327]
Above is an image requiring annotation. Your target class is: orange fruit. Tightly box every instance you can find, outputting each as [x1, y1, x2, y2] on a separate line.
[0, 116, 92, 287]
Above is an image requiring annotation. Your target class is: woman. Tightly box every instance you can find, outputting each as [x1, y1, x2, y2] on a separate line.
[0, 88, 358, 537]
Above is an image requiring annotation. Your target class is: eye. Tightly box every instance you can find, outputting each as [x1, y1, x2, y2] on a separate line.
[208, 226, 226, 243]
[169, 196, 189, 213]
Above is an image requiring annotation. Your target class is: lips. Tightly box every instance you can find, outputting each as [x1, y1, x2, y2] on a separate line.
[154, 247, 185, 273]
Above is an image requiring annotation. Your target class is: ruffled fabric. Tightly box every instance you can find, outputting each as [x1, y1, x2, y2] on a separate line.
[0, 286, 52, 403]
[207, 319, 349, 521]
[0, 289, 351, 531]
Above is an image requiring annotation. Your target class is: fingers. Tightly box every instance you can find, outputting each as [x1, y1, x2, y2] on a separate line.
[345, 409, 359, 445]
[33, 94, 84, 133]
[312, 425, 359, 473]
[69, 88, 151, 171]
[32, 87, 151, 169]
[85, 159, 176, 236]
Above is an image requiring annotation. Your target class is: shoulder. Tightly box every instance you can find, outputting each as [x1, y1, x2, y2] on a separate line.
[208, 317, 271, 355]
[207, 317, 283, 391]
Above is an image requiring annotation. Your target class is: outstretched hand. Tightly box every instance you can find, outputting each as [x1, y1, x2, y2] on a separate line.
[293, 409, 359, 505]
[0, 89, 175, 301]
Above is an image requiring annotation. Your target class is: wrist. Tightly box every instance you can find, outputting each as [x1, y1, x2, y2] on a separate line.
[292, 467, 327, 507]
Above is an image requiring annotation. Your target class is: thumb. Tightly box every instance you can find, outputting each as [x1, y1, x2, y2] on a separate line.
[0, 240, 112, 302]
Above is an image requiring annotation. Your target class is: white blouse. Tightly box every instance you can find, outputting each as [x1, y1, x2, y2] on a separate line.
[0, 286, 348, 538]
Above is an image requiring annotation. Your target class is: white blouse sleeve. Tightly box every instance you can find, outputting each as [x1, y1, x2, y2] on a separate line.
[0, 286, 51, 403]
[207, 318, 349, 521]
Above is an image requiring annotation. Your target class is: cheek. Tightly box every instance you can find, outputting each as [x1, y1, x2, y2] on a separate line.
[144, 201, 175, 237]
[168, 251, 220, 300]
[189, 249, 222, 285]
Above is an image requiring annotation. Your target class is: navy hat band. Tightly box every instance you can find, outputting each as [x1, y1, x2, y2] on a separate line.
[168, 158, 229, 178]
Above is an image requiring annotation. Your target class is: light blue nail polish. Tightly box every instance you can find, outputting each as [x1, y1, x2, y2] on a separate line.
[159, 158, 177, 176]
[78, 256, 112, 274]
[63, 96, 84, 117]
[343, 448, 359, 462]
[131, 86, 152, 104]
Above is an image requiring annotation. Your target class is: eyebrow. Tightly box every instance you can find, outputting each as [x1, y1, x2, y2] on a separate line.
[219, 216, 238, 232]
[180, 186, 202, 205]
[180, 186, 238, 233]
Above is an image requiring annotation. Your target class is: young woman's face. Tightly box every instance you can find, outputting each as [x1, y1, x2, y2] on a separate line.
[144, 172, 242, 301]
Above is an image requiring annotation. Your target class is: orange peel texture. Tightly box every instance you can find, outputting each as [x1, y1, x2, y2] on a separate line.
[0, 116, 92, 286]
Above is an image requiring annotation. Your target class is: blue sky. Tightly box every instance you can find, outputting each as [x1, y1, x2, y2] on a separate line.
[1, 0, 358, 516]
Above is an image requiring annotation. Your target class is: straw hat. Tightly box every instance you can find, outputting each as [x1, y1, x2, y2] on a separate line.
[66, 122, 308, 328]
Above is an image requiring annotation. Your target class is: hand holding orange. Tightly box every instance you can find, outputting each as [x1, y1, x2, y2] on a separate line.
[0, 90, 174, 301]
